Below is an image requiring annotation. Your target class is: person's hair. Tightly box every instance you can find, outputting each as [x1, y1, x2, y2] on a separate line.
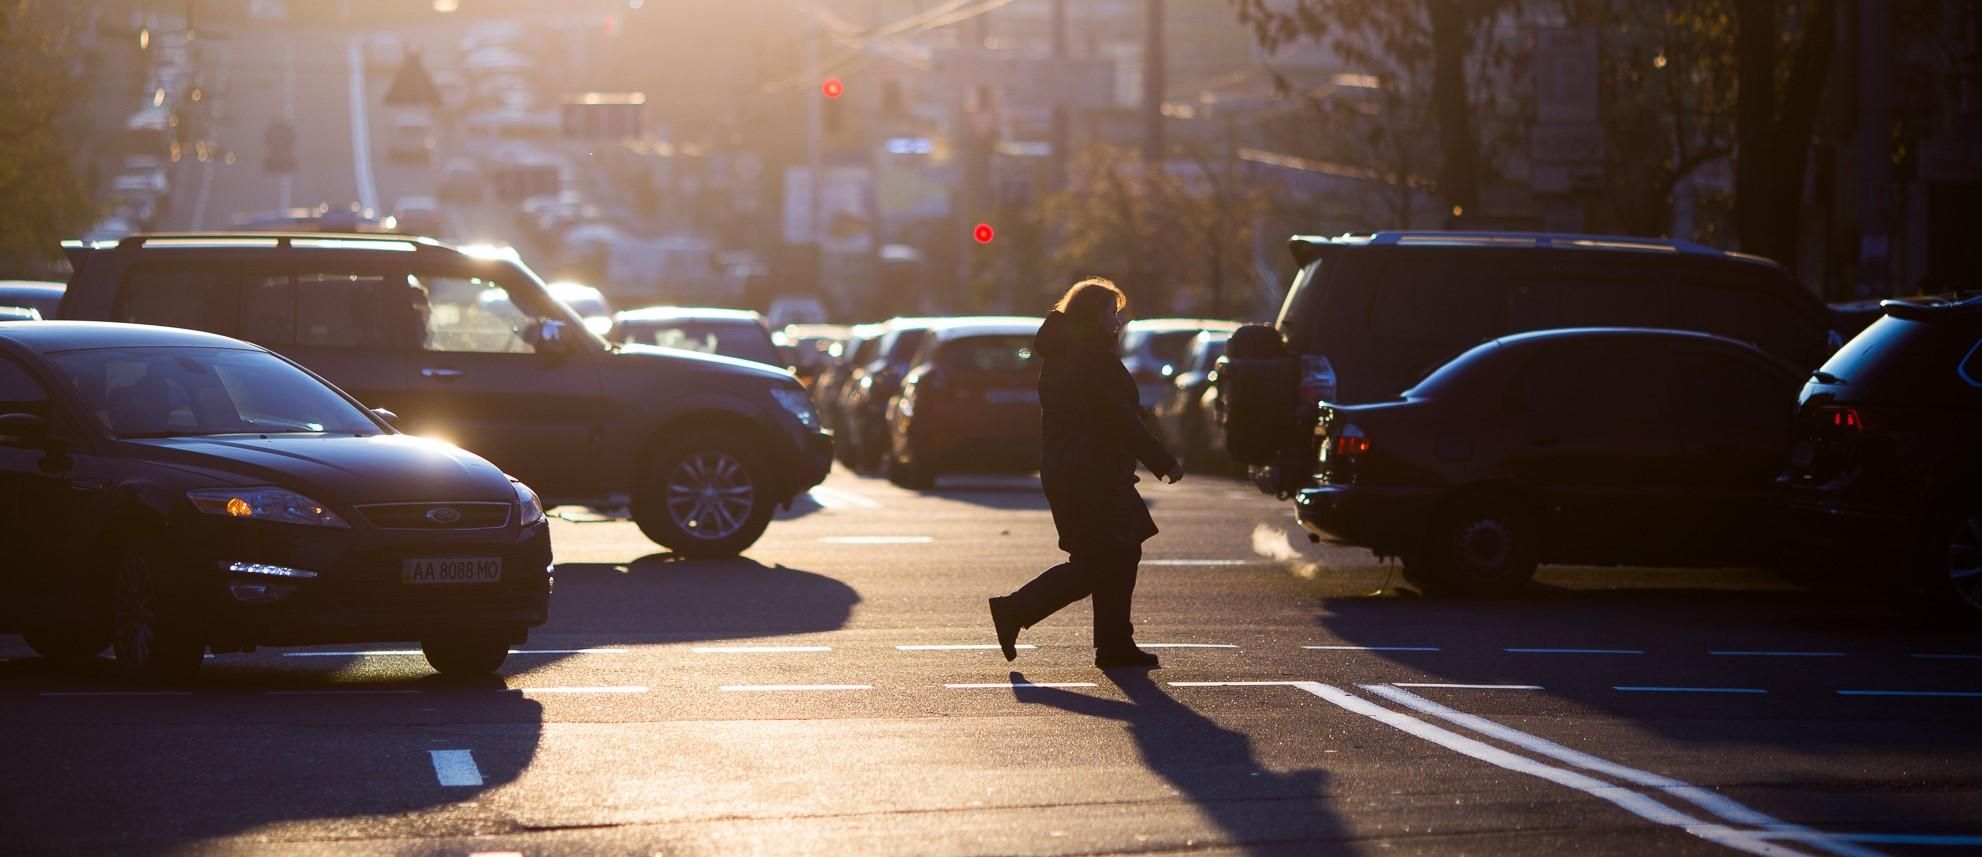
[1054, 277, 1126, 320]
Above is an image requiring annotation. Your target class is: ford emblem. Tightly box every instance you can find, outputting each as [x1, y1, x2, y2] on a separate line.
[426, 507, 462, 525]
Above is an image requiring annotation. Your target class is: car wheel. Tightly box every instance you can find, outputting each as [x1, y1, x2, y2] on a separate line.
[887, 448, 936, 491]
[1910, 498, 1982, 625]
[421, 634, 511, 677]
[1404, 495, 1538, 598]
[22, 625, 110, 662]
[109, 542, 204, 683]
[634, 432, 775, 558]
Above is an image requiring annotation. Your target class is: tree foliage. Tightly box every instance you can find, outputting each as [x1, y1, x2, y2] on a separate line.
[0, 0, 93, 272]
[1039, 144, 1269, 318]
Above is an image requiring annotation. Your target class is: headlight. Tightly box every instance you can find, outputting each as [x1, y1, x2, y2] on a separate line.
[512, 478, 545, 526]
[187, 487, 349, 528]
[770, 387, 819, 430]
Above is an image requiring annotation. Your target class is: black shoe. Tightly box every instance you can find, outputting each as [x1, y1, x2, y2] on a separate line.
[1094, 645, 1160, 669]
[988, 596, 1020, 662]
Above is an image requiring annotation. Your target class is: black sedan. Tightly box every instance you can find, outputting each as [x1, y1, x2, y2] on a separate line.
[0, 322, 551, 681]
[1294, 327, 1803, 596]
[1779, 295, 1982, 622]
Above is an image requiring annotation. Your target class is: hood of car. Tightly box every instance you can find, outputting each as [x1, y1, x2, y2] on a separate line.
[125, 434, 514, 504]
[613, 341, 792, 382]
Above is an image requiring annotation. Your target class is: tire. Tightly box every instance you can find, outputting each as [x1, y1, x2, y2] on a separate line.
[421, 634, 511, 677]
[109, 541, 205, 683]
[1403, 495, 1539, 598]
[633, 431, 775, 558]
[22, 625, 110, 662]
[887, 448, 936, 491]
[1906, 498, 1982, 627]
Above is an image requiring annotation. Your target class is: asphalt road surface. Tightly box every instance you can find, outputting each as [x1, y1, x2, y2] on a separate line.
[4, 466, 1981, 856]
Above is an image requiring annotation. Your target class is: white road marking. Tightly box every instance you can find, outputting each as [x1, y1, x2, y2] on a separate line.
[946, 682, 1097, 689]
[1392, 683, 1543, 691]
[345, 39, 379, 212]
[1911, 653, 1982, 660]
[897, 644, 1036, 651]
[806, 486, 881, 509]
[514, 686, 648, 695]
[1168, 681, 1308, 687]
[1363, 682, 1886, 857]
[1615, 686, 1768, 695]
[1505, 647, 1644, 655]
[1135, 643, 1239, 649]
[428, 749, 482, 787]
[820, 536, 932, 544]
[690, 646, 830, 653]
[719, 684, 872, 692]
[1304, 645, 1441, 652]
[1837, 689, 1982, 698]
[1709, 651, 1846, 658]
[1142, 559, 1250, 566]
[281, 648, 626, 657]
[40, 691, 192, 697]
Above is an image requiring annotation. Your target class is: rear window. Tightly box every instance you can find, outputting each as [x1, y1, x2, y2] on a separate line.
[938, 335, 1036, 373]
[1817, 315, 1971, 397]
[113, 265, 238, 337]
[886, 328, 932, 365]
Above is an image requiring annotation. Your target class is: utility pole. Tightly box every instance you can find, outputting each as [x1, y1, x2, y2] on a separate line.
[1142, 0, 1165, 166]
[1048, 0, 1068, 192]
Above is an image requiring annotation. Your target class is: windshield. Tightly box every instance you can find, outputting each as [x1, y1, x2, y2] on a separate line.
[51, 347, 379, 438]
[620, 320, 781, 365]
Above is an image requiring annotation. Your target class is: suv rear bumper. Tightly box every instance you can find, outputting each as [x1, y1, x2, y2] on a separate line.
[1294, 483, 1431, 554]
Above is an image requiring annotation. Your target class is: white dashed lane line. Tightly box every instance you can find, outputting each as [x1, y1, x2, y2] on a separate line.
[946, 682, 1098, 689]
[1505, 647, 1645, 655]
[819, 536, 933, 544]
[805, 486, 881, 509]
[266, 690, 421, 696]
[428, 750, 482, 787]
[513, 686, 648, 695]
[1135, 643, 1239, 649]
[1709, 651, 1847, 658]
[1142, 559, 1251, 566]
[281, 648, 627, 657]
[897, 644, 1036, 651]
[1392, 683, 1544, 691]
[39, 691, 192, 698]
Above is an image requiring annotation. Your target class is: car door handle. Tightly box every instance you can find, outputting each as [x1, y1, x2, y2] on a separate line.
[421, 368, 464, 379]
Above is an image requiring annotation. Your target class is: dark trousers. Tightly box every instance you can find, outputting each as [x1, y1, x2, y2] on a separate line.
[1005, 546, 1141, 649]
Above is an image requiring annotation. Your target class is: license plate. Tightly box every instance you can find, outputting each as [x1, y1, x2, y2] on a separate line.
[1789, 441, 1815, 469]
[402, 557, 502, 585]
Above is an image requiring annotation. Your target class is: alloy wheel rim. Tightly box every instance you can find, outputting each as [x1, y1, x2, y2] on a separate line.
[112, 552, 155, 668]
[666, 451, 755, 540]
[1948, 510, 1982, 610]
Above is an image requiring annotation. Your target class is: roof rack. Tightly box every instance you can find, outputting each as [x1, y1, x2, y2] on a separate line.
[91, 232, 455, 253]
[1363, 230, 1721, 255]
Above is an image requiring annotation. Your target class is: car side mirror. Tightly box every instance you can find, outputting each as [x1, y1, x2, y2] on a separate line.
[0, 412, 49, 449]
[370, 407, 400, 427]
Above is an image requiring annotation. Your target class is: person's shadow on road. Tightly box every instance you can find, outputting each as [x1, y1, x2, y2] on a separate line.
[1011, 670, 1341, 855]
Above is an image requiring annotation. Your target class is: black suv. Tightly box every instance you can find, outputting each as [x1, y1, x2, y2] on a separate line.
[1222, 231, 1837, 496]
[1779, 295, 1982, 621]
[59, 234, 833, 557]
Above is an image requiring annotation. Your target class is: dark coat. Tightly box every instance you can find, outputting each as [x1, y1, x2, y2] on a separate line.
[1035, 311, 1180, 555]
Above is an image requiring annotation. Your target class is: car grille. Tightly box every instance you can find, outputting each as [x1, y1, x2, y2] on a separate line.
[355, 502, 511, 530]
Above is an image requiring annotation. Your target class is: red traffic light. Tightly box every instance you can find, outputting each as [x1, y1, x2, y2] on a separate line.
[972, 223, 995, 244]
[821, 77, 845, 99]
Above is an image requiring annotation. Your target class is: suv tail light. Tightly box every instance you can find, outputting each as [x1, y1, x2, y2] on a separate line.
[1816, 405, 1863, 432]
[1330, 423, 1371, 457]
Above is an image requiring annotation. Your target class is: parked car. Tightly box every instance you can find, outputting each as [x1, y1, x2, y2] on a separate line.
[0, 321, 551, 680]
[1294, 327, 1804, 596]
[0, 281, 65, 319]
[814, 323, 884, 464]
[1222, 231, 1839, 498]
[1122, 318, 1241, 412]
[838, 318, 943, 471]
[1153, 330, 1231, 472]
[776, 323, 851, 386]
[1779, 294, 1982, 622]
[884, 317, 1045, 489]
[609, 307, 783, 368]
[59, 233, 832, 557]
